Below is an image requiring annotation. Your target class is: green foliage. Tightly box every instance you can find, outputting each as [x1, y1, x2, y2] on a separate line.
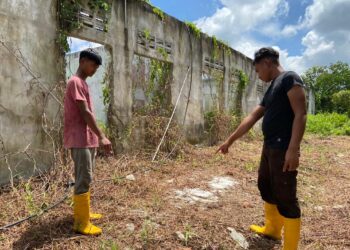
[152, 7, 165, 21]
[145, 58, 171, 115]
[88, 0, 111, 11]
[102, 85, 111, 106]
[236, 69, 249, 91]
[59, 0, 81, 31]
[99, 240, 120, 250]
[185, 21, 201, 38]
[58, 0, 81, 52]
[57, 32, 70, 53]
[102, 63, 112, 107]
[306, 113, 350, 136]
[332, 90, 350, 115]
[302, 61, 350, 113]
[134, 56, 171, 117]
[140, 219, 154, 245]
[144, 28, 151, 41]
[204, 110, 239, 145]
[211, 35, 232, 59]
[217, 39, 232, 56]
[233, 69, 249, 117]
[157, 47, 168, 60]
[24, 182, 39, 215]
[212, 35, 219, 60]
[183, 224, 194, 246]
[58, 0, 110, 52]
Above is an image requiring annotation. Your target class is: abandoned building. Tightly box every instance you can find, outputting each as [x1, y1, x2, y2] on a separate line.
[0, 0, 314, 185]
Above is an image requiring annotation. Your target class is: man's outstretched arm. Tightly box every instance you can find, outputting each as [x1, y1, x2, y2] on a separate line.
[217, 105, 265, 154]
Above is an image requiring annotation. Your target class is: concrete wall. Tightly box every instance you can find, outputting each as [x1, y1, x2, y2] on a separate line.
[0, 0, 265, 184]
[0, 0, 62, 185]
[91, 0, 265, 149]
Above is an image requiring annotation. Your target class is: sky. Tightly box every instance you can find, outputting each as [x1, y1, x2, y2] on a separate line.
[70, 0, 350, 73]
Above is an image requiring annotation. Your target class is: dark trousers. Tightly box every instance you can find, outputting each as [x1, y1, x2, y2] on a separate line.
[258, 145, 301, 218]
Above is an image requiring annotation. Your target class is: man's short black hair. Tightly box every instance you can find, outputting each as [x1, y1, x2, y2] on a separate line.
[253, 47, 279, 65]
[79, 48, 102, 65]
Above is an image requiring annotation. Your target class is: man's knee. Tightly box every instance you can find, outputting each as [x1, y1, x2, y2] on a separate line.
[258, 177, 274, 203]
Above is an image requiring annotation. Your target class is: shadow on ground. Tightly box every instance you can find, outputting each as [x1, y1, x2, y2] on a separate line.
[12, 215, 75, 250]
[247, 235, 281, 250]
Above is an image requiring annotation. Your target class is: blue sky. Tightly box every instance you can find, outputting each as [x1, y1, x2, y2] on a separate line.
[70, 0, 350, 73]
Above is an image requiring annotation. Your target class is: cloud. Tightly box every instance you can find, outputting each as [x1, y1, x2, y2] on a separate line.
[195, 0, 350, 73]
[67, 37, 101, 53]
[196, 0, 289, 37]
[281, 25, 298, 37]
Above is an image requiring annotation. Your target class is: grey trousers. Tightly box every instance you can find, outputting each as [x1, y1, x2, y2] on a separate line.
[71, 148, 97, 195]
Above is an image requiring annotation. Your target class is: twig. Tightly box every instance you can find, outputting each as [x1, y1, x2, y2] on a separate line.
[152, 67, 191, 162]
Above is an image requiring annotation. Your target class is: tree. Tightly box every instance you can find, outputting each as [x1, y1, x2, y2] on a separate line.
[302, 61, 350, 113]
[332, 90, 350, 115]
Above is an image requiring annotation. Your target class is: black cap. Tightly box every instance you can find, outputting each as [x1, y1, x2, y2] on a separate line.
[79, 48, 102, 65]
[253, 47, 279, 65]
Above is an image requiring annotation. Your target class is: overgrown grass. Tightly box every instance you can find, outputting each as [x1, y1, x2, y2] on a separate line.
[306, 113, 350, 136]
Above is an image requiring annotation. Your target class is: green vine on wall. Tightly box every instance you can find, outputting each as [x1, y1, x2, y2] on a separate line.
[233, 69, 249, 117]
[145, 57, 172, 116]
[185, 22, 201, 38]
[139, 0, 165, 21]
[236, 69, 249, 91]
[88, 0, 111, 11]
[211, 36, 232, 60]
[218, 39, 232, 56]
[157, 47, 168, 60]
[212, 36, 219, 60]
[203, 69, 248, 145]
[58, 0, 80, 52]
[133, 52, 172, 117]
[152, 7, 165, 21]
[144, 29, 151, 41]
[102, 62, 112, 107]
[57, 0, 111, 53]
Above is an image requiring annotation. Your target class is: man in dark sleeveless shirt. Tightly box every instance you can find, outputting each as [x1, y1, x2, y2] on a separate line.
[217, 47, 307, 250]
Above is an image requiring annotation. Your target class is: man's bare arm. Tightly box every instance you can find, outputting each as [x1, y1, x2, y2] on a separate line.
[77, 100, 104, 139]
[217, 105, 265, 153]
[228, 105, 265, 144]
[283, 85, 307, 171]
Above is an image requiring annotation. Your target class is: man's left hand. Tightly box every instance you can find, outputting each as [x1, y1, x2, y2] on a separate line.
[283, 148, 300, 172]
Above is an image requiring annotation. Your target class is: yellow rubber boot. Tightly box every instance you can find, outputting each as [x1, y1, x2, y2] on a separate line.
[283, 218, 301, 250]
[250, 202, 284, 240]
[73, 192, 102, 235]
[87, 191, 103, 220]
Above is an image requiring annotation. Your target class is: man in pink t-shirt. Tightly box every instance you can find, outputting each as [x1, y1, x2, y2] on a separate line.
[64, 48, 112, 236]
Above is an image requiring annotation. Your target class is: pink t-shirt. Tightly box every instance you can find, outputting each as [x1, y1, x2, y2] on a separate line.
[64, 75, 99, 148]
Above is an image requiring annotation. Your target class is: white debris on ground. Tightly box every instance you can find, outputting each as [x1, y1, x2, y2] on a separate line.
[174, 176, 238, 204]
[175, 231, 186, 241]
[227, 227, 249, 249]
[125, 174, 136, 181]
[174, 188, 218, 204]
[126, 223, 135, 232]
[209, 176, 238, 192]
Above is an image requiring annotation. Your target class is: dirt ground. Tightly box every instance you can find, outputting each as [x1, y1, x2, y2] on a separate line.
[0, 134, 349, 250]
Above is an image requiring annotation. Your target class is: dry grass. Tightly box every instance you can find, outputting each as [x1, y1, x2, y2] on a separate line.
[0, 135, 349, 250]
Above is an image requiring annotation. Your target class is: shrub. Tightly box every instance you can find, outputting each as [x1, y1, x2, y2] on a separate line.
[332, 90, 350, 115]
[306, 113, 350, 136]
[204, 110, 240, 145]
